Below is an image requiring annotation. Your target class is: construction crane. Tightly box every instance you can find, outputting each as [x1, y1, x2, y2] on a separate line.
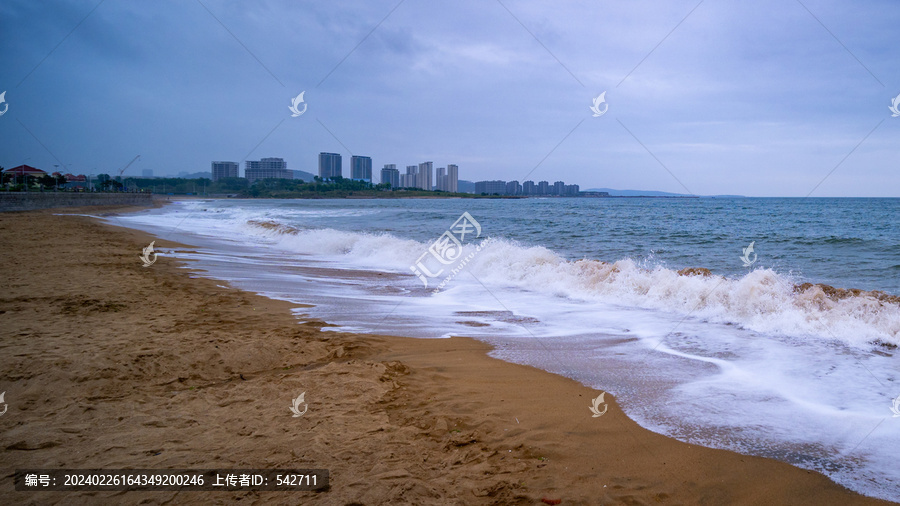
[116, 155, 140, 191]
[118, 155, 140, 178]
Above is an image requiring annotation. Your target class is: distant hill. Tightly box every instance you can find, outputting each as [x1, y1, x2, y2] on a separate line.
[584, 187, 745, 198]
[292, 170, 316, 182]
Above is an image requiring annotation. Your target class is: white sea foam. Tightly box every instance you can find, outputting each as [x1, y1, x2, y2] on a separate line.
[236, 218, 900, 349]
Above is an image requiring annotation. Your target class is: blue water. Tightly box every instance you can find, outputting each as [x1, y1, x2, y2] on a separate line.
[183, 197, 900, 294]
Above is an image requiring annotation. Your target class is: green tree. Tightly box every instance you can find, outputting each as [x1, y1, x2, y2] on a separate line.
[0, 168, 11, 188]
[212, 177, 248, 192]
[39, 174, 57, 190]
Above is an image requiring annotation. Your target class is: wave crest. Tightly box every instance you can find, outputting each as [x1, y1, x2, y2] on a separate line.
[466, 239, 900, 348]
[243, 219, 900, 348]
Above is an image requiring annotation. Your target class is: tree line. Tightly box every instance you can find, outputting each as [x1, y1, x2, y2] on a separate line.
[1, 169, 478, 198]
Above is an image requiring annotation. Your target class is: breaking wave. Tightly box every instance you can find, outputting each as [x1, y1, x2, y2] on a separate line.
[243, 218, 900, 348]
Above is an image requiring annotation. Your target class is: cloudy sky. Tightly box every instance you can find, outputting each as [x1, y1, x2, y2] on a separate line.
[2, 0, 898, 196]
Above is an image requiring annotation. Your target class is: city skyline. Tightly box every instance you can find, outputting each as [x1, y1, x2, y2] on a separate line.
[9, 151, 591, 195]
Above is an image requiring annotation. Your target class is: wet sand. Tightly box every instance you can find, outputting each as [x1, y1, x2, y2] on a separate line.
[0, 206, 893, 505]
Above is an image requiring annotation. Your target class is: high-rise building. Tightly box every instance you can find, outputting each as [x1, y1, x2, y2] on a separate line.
[244, 158, 291, 183]
[553, 181, 565, 196]
[418, 161, 433, 191]
[506, 180, 522, 196]
[211, 161, 238, 181]
[435, 167, 447, 191]
[564, 184, 580, 196]
[141, 168, 154, 178]
[350, 155, 372, 182]
[522, 180, 535, 195]
[403, 165, 418, 189]
[538, 181, 550, 195]
[318, 152, 342, 179]
[446, 164, 458, 193]
[381, 164, 399, 188]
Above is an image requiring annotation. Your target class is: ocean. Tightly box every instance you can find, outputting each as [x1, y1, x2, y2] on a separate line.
[108, 197, 900, 500]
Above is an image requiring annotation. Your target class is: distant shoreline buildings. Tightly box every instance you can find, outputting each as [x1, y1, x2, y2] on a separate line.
[318, 153, 341, 180]
[320, 153, 454, 191]
[211, 158, 293, 183]
[245, 157, 292, 184]
[395, 162, 438, 191]
[381, 164, 399, 188]
[350, 155, 372, 182]
[207, 153, 590, 196]
[7, 152, 591, 196]
[437, 164, 458, 192]
[476, 179, 579, 196]
[211, 161, 238, 181]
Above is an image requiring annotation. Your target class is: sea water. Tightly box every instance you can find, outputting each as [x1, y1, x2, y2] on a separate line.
[109, 197, 900, 500]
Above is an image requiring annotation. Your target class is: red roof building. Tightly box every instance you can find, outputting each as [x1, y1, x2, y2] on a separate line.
[4, 165, 48, 177]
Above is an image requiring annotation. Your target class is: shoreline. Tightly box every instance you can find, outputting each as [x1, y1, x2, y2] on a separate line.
[0, 206, 894, 504]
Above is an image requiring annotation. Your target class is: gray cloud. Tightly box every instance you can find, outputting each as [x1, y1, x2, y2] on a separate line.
[1, 0, 898, 195]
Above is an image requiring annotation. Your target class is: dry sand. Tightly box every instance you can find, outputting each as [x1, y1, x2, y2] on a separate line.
[0, 206, 894, 505]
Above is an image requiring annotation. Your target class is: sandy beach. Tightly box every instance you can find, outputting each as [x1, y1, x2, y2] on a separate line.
[0, 206, 893, 505]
